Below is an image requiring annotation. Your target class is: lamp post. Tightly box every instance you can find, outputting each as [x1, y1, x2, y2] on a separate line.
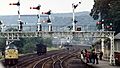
[72, 2, 81, 31]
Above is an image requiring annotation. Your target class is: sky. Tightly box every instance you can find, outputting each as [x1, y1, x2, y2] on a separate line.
[0, 0, 94, 15]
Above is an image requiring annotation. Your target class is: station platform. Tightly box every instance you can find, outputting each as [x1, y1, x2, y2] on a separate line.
[87, 60, 120, 68]
[67, 56, 120, 68]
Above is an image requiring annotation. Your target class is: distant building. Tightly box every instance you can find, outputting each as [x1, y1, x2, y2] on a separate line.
[114, 33, 120, 52]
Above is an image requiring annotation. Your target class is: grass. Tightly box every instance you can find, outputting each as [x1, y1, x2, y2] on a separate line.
[47, 47, 60, 51]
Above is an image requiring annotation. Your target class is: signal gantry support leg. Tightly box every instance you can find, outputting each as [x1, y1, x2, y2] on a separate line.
[109, 36, 115, 65]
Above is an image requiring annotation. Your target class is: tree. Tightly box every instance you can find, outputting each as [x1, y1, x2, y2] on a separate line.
[90, 0, 120, 34]
[0, 38, 6, 51]
[43, 38, 53, 47]
[5, 27, 18, 31]
[22, 42, 35, 53]
[20, 37, 44, 53]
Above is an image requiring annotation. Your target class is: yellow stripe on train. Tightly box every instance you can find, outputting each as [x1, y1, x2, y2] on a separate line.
[5, 49, 18, 59]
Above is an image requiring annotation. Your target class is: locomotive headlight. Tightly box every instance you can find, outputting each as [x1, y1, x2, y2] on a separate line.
[16, 50, 18, 52]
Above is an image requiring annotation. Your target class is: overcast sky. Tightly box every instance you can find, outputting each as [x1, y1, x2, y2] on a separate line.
[0, 0, 94, 15]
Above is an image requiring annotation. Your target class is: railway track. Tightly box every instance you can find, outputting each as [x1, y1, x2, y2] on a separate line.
[32, 51, 68, 68]
[3, 49, 66, 68]
[3, 48, 94, 68]
[33, 49, 79, 68]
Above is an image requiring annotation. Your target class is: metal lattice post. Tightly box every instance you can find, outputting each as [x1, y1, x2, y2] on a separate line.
[109, 33, 115, 65]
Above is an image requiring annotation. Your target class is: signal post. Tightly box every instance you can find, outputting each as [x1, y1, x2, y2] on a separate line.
[30, 4, 41, 31]
[42, 10, 52, 31]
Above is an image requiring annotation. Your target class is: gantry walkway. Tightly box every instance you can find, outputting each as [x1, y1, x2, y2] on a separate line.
[0, 31, 114, 38]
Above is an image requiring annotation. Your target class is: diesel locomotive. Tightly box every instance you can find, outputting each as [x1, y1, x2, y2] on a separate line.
[4, 44, 18, 65]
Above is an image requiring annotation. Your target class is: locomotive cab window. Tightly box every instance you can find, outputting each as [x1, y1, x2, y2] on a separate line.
[5, 44, 17, 50]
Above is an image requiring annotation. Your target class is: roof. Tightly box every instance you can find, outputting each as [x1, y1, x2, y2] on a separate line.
[115, 33, 120, 39]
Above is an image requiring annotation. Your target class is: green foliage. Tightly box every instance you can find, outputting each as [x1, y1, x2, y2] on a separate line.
[0, 37, 53, 54]
[96, 24, 102, 30]
[43, 38, 53, 47]
[19, 37, 52, 54]
[12, 40, 24, 53]
[0, 38, 6, 51]
[93, 14, 99, 20]
[0, 56, 3, 59]
[20, 37, 43, 53]
[22, 42, 35, 53]
[5, 27, 18, 31]
[90, 0, 120, 34]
